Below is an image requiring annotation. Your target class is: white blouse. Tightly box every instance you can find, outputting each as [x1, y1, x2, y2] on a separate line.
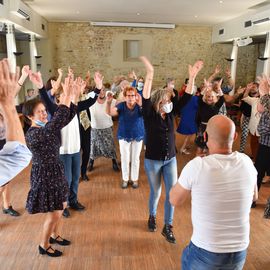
[242, 96, 261, 136]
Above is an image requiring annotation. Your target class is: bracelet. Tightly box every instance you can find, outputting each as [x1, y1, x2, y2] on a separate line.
[18, 82, 22, 87]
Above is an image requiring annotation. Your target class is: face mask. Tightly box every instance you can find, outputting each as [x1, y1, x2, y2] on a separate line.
[34, 120, 46, 127]
[170, 84, 175, 89]
[137, 82, 144, 90]
[162, 102, 173, 114]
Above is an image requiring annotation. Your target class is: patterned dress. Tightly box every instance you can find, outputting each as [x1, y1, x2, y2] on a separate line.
[25, 104, 76, 214]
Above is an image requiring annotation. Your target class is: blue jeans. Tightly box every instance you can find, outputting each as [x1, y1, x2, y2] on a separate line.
[144, 157, 177, 225]
[182, 241, 247, 270]
[60, 152, 81, 205]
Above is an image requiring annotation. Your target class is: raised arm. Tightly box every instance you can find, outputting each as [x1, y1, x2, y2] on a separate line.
[15, 65, 30, 95]
[207, 64, 220, 83]
[29, 70, 58, 115]
[185, 60, 204, 94]
[0, 59, 23, 144]
[257, 74, 270, 97]
[225, 66, 235, 90]
[77, 71, 102, 112]
[106, 92, 118, 116]
[140, 56, 154, 99]
[50, 68, 63, 96]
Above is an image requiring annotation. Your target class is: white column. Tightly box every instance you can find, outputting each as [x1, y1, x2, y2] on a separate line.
[29, 34, 37, 73]
[5, 23, 17, 73]
[229, 39, 238, 95]
[263, 32, 270, 76]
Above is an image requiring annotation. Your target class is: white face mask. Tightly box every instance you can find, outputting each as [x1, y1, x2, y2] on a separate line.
[162, 102, 173, 114]
[137, 82, 144, 90]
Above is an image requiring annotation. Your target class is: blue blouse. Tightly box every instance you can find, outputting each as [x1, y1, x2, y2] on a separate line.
[116, 102, 144, 142]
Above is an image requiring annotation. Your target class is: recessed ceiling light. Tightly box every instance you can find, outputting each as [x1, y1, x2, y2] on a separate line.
[137, 12, 140, 16]
[194, 15, 198, 18]
[76, 11, 80, 14]
[219, 0, 223, 3]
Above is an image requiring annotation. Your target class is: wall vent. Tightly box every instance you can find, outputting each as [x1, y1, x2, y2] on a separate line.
[219, 29, 224, 35]
[244, 20, 252, 27]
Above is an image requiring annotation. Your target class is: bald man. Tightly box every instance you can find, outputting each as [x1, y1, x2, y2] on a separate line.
[170, 115, 257, 270]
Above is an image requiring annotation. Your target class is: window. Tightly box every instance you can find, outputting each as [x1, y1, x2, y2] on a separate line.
[123, 40, 142, 62]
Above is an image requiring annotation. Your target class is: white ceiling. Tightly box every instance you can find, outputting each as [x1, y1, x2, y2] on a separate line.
[23, 0, 270, 25]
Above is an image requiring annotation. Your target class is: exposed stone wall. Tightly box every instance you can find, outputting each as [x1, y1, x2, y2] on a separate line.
[47, 22, 258, 88]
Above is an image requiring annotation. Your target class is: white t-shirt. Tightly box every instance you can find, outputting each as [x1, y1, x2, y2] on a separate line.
[90, 99, 116, 129]
[179, 152, 257, 253]
[60, 115, 81, 155]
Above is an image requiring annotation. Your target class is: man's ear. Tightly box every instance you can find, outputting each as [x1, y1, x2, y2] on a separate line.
[233, 131, 238, 142]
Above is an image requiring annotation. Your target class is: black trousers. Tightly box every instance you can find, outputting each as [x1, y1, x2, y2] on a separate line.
[80, 124, 91, 176]
[255, 143, 270, 191]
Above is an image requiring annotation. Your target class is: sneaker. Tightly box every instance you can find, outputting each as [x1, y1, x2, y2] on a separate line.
[121, 181, 128, 189]
[88, 159, 94, 171]
[62, 208, 70, 218]
[69, 202, 85, 211]
[162, 224, 176, 244]
[148, 215, 157, 232]
[2, 206, 20, 217]
[112, 159, 120, 172]
[132, 181, 139, 189]
[81, 174, 89, 181]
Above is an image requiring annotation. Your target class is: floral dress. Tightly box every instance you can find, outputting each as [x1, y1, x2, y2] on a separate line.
[25, 104, 76, 214]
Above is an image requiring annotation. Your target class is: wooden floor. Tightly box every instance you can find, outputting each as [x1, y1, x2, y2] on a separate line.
[0, 127, 270, 270]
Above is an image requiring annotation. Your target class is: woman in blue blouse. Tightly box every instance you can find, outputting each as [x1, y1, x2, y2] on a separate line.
[106, 86, 144, 189]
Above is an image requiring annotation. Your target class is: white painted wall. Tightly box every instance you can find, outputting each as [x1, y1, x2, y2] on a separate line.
[212, 7, 270, 43]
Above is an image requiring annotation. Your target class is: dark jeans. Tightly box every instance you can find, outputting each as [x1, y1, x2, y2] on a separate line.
[80, 124, 91, 176]
[255, 143, 270, 191]
[60, 152, 81, 205]
[182, 241, 247, 270]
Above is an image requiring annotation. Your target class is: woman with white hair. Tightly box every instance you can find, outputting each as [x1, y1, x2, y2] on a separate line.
[195, 82, 224, 156]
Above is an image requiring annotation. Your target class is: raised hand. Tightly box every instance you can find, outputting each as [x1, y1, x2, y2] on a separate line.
[0, 59, 20, 105]
[68, 66, 73, 76]
[140, 56, 154, 99]
[128, 70, 137, 80]
[257, 74, 270, 96]
[236, 86, 246, 95]
[57, 68, 63, 77]
[140, 56, 154, 74]
[94, 71, 104, 90]
[21, 65, 30, 77]
[214, 65, 221, 75]
[188, 60, 204, 78]
[28, 70, 43, 89]
[106, 91, 114, 104]
[225, 67, 231, 78]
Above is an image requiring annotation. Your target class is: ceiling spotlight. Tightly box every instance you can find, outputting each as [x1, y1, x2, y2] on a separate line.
[194, 15, 198, 18]
[136, 13, 140, 16]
